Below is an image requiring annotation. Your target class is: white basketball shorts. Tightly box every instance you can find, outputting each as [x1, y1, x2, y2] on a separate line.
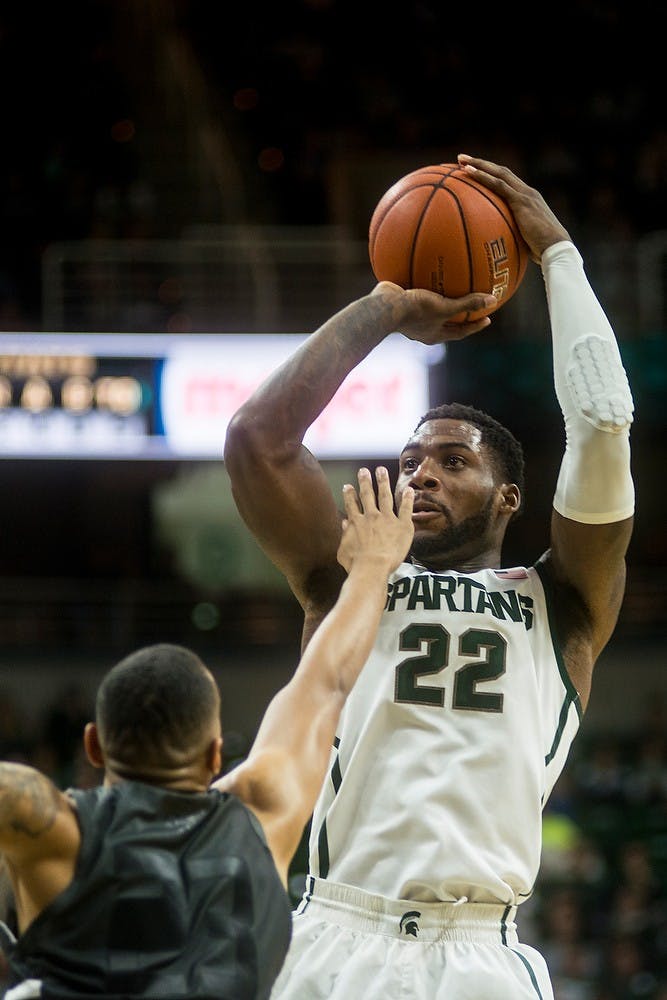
[270, 877, 554, 1000]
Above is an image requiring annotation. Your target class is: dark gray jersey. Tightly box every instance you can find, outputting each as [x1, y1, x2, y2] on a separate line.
[1, 782, 292, 999]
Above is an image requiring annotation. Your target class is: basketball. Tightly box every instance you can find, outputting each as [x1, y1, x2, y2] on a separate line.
[368, 163, 530, 323]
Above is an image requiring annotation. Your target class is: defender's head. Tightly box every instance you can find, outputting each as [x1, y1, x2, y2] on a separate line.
[85, 643, 222, 789]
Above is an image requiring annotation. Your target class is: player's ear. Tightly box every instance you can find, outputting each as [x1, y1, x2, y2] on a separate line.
[83, 722, 105, 769]
[500, 483, 521, 515]
[207, 736, 223, 779]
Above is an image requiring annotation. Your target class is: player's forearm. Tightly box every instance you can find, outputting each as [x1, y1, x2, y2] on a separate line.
[243, 558, 390, 771]
[225, 293, 395, 449]
[543, 242, 635, 524]
[306, 557, 390, 695]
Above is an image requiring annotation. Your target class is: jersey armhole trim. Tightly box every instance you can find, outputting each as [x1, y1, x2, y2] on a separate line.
[532, 561, 582, 722]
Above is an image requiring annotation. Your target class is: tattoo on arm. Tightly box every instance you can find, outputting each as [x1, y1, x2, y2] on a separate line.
[0, 763, 62, 840]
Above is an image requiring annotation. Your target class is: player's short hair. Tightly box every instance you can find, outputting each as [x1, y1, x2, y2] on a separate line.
[96, 643, 220, 774]
[414, 402, 525, 519]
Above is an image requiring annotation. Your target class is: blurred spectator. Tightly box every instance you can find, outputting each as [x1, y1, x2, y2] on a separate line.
[539, 888, 600, 994]
[40, 682, 93, 787]
[625, 734, 667, 807]
[573, 738, 630, 806]
[0, 693, 32, 763]
[520, 725, 667, 1000]
[634, 127, 667, 233]
[617, 841, 664, 901]
[596, 934, 659, 999]
[606, 883, 661, 944]
[551, 941, 600, 1000]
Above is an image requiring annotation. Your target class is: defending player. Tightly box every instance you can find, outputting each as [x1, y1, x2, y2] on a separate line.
[0, 467, 414, 1000]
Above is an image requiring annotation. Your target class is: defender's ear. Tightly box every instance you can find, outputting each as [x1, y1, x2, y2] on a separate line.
[207, 736, 224, 780]
[83, 722, 105, 769]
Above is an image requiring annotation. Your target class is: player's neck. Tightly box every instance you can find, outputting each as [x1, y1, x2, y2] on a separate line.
[410, 547, 503, 574]
[103, 765, 209, 793]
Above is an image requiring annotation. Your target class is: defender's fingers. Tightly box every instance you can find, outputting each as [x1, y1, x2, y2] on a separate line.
[398, 485, 415, 521]
[342, 482, 362, 518]
[373, 466, 394, 512]
[356, 466, 377, 513]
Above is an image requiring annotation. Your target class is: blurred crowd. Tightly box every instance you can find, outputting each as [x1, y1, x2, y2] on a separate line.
[522, 705, 667, 1000]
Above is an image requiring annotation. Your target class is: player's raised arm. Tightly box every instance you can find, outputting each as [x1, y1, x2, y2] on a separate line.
[223, 285, 496, 641]
[460, 154, 635, 700]
[213, 467, 414, 884]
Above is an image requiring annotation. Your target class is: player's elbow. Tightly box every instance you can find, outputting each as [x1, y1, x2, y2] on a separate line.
[224, 406, 304, 483]
[224, 407, 257, 465]
[223, 406, 277, 479]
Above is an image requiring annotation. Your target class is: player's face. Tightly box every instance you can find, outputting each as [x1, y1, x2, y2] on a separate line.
[395, 419, 503, 568]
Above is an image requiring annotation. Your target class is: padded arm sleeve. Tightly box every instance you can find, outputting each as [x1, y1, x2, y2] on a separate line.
[542, 241, 635, 524]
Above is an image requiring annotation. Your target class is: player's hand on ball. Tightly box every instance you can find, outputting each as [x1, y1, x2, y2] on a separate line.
[457, 154, 571, 263]
[371, 281, 497, 344]
[368, 163, 528, 321]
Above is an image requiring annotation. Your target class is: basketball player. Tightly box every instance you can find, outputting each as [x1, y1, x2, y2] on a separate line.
[0, 467, 414, 1000]
[223, 155, 635, 999]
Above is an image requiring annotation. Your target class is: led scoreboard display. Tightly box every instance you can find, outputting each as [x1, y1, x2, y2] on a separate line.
[0, 334, 435, 460]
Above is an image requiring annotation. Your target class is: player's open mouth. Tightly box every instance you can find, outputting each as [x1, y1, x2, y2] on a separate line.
[412, 510, 441, 522]
[412, 501, 442, 522]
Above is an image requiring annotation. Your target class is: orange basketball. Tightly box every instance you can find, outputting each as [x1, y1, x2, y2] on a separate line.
[368, 163, 529, 323]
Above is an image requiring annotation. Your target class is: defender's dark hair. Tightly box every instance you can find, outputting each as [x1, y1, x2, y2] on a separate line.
[96, 643, 219, 773]
[415, 402, 525, 520]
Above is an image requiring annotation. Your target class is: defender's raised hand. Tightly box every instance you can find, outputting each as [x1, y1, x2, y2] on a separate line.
[337, 466, 414, 576]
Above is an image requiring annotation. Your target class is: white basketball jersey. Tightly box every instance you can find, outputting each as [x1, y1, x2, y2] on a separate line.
[308, 561, 582, 905]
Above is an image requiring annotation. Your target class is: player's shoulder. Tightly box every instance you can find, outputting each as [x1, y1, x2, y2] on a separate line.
[490, 566, 531, 581]
[391, 561, 536, 583]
